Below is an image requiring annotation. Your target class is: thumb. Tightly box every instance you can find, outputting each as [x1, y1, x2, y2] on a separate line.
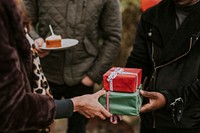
[140, 103, 152, 113]
[94, 90, 106, 99]
[35, 38, 44, 47]
[140, 90, 156, 99]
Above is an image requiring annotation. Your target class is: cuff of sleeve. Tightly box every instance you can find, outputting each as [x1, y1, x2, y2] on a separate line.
[159, 90, 174, 109]
[54, 99, 74, 119]
[87, 72, 102, 84]
[29, 30, 41, 40]
[160, 88, 182, 109]
[160, 90, 184, 124]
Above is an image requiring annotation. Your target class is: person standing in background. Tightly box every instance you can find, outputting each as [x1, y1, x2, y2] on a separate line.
[23, 0, 122, 133]
[126, 0, 200, 133]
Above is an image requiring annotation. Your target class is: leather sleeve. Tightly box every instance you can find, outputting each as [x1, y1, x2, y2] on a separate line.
[125, 16, 152, 82]
[161, 79, 200, 108]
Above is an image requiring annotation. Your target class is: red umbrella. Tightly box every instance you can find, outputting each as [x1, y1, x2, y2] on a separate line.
[141, 0, 161, 12]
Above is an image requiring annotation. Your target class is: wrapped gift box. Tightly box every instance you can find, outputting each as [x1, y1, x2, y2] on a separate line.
[103, 67, 142, 92]
[99, 85, 142, 116]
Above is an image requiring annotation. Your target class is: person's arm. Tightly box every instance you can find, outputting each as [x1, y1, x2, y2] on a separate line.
[139, 80, 200, 123]
[160, 79, 200, 108]
[87, 0, 122, 84]
[126, 17, 152, 81]
[71, 90, 112, 119]
[0, 17, 55, 132]
[139, 90, 166, 113]
[54, 90, 112, 120]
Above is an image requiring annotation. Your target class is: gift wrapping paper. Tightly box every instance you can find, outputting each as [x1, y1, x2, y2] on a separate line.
[103, 67, 142, 92]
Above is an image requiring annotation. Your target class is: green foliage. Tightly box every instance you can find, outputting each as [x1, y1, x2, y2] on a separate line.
[114, 0, 141, 66]
[120, 0, 140, 12]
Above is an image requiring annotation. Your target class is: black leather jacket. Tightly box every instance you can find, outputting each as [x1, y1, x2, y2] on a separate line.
[126, 0, 200, 131]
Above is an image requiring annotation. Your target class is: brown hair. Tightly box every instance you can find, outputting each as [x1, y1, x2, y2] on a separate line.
[16, 0, 30, 31]
[0, 0, 31, 59]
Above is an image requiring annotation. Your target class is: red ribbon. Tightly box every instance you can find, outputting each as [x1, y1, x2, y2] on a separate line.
[106, 91, 122, 124]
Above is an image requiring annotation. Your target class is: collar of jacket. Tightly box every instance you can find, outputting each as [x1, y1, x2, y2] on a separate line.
[142, 0, 200, 66]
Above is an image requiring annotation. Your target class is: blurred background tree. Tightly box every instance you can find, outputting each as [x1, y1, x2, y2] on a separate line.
[114, 0, 141, 67]
[120, 0, 140, 12]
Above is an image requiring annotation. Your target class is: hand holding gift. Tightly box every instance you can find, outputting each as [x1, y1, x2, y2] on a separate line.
[140, 90, 166, 113]
[72, 90, 112, 120]
[99, 67, 143, 124]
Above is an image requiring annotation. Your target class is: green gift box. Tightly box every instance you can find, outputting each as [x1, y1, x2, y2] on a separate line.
[99, 85, 142, 116]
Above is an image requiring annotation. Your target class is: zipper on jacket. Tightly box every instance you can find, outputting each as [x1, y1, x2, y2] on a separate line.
[150, 36, 193, 128]
[151, 42, 157, 128]
[156, 37, 193, 70]
[151, 43, 157, 91]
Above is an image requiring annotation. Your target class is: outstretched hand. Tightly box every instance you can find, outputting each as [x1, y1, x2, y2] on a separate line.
[71, 90, 112, 120]
[140, 90, 166, 113]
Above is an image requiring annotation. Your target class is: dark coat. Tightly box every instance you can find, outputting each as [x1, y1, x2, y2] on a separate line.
[126, 0, 200, 132]
[0, 0, 55, 132]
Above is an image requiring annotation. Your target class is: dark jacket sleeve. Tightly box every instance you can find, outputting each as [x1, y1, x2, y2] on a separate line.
[0, 11, 55, 132]
[87, 0, 122, 83]
[160, 80, 200, 123]
[54, 99, 74, 119]
[161, 79, 200, 107]
[125, 17, 152, 82]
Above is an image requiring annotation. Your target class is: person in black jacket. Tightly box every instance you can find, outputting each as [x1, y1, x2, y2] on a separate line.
[126, 0, 200, 133]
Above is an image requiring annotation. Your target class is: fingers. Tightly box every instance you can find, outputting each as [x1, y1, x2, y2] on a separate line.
[34, 38, 44, 47]
[79, 111, 91, 119]
[79, 108, 110, 120]
[94, 90, 106, 99]
[74, 90, 111, 120]
[140, 90, 167, 113]
[95, 112, 107, 120]
[34, 38, 50, 57]
[81, 76, 94, 87]
[92, 108, 111, 120]
[140, 90, 157, 99]
[37, 48, 50, 57]
[94, 90, 112, 119]
[140, 103, 153, 113]
[99, 106, 112, 118]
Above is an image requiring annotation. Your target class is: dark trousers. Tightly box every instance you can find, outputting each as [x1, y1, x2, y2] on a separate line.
[49, 82, 93, 133]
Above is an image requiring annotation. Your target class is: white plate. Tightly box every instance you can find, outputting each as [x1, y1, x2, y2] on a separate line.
[40, 39, 78, 51]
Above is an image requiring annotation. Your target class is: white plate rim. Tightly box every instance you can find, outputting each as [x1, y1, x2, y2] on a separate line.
[40, 38, 78, 51]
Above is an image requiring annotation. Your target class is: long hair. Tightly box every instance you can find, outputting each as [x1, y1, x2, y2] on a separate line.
[0, 0, 31, 68]
[16, 0, 30, 31]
